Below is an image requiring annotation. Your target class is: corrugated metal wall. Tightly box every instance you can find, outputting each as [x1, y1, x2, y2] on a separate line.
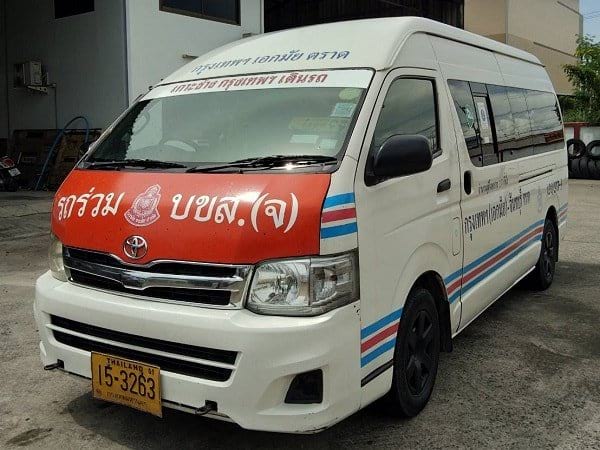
[265, 0, 463, 32]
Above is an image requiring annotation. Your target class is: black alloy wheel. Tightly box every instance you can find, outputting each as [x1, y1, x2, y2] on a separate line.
[527, 218, 558, 290]
[385, 287, 440, 417]
[405, 309, 435, 395]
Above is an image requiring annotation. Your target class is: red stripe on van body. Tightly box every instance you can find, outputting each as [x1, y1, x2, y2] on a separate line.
[321, 207, 356, 223]
[446, 226, 543, 296]
[361, 322, 399, 353]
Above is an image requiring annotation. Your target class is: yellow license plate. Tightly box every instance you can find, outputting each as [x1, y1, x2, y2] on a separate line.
[91, 352, 162, 417]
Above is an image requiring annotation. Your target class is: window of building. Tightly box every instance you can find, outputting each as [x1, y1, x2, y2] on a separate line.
[371, 78, 438, 151]
[54, 0, 94, 19]
[448, 80, 482, 166]
[160, 0, 240, 25]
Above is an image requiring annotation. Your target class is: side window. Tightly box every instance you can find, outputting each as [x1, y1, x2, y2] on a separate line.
[504, 88, 534, 161]
[488, 85, 515, 161]
[472, 94, 498, 166]
[526, 90, 564, 154]
[371, 78, 438, 152]
[447, 80, 482, 166]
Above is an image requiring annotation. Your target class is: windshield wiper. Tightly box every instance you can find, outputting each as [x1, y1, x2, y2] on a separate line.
[186, 155, 338, 173]
[84, 159, 188, 170]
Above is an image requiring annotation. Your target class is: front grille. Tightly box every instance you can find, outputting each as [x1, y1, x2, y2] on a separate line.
[51, 315, 237, 382]
[63, 247, 252, 308]
[69, 270, 231, 305]
[66, 247, 237, 278]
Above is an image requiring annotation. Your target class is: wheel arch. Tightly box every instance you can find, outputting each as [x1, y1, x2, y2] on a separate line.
[412, 271, 453, 353]
[387, 242, 457, 354]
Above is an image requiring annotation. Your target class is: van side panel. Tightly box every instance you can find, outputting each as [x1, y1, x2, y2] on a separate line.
[431, 35, 567, 332]
[495, 53, 554, 92]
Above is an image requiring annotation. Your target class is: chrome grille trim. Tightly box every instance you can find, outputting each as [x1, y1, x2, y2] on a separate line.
[63, 247, 253, 309]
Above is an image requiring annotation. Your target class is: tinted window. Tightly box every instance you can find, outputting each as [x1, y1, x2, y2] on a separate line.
[55, 0, 94, 18]
[496, 88, 531, 161]
[488, 85, 514, 154]
[372, 78, 438, 150]
[448, 80, 482, 166]
[160, 0, 240, 24]
[526, 90, 564, 154]
[472, 95, 498, 166]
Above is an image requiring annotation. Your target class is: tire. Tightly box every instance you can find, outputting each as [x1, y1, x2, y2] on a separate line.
[579, 156, 591, 179]
[385, 288, 440, 417]
[586, 140, 600, 160]
[567, 138, 586, 160]
[527, 218, 558, 291]
[568, 158, 575, 178]
[589, 158, 600, 180]
[570, 157, 582, 178]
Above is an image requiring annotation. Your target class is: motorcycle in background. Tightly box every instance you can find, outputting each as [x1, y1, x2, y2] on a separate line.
[0, 156, 20, 191]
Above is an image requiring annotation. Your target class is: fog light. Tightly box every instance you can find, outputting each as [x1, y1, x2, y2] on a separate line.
[284, 369, 323, 404]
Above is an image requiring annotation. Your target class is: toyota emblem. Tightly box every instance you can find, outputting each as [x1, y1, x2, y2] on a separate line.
[123, 235, 148, 260]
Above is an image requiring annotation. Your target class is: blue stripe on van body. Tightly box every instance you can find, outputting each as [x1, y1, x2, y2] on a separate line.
[323, 192, 355, 209]
[444, 219, 545, 304]
[460, 220, 544, 278]
[458, 231, 542, 298]
[320, 222, 358, 239]
[360, 308, 402, 340]
[361, 338, 397, 367]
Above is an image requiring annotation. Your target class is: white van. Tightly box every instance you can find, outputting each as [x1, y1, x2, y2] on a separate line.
[35, 17, 568, 433]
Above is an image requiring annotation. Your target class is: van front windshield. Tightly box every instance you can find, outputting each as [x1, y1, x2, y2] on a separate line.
[85, 70, 372, 172]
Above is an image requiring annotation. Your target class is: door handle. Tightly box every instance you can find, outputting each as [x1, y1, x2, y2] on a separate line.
[464, 171, 472, 195]
[437, 178, 451, 193]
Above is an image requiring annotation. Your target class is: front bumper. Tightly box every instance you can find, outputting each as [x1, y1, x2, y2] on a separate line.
[34, 272, 362, 433]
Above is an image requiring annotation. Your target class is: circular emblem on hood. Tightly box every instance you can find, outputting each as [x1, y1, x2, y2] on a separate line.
[123, 235, 148, 260]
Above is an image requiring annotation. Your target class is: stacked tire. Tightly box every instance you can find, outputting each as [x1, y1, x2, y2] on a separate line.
[568, 139, 600, 180]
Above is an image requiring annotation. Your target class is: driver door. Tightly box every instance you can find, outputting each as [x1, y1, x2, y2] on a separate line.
[354, 68, 463, 379]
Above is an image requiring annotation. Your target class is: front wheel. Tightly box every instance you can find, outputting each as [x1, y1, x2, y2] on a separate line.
[385, 288, 440, 417]
[527, 218, 557, 290]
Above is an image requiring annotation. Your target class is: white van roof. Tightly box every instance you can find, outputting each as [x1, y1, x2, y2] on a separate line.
[158, 17, 543, 86]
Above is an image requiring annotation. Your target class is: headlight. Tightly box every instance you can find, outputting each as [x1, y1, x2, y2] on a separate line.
[247, 253, 358, 316]
[48, 233, 68, 282]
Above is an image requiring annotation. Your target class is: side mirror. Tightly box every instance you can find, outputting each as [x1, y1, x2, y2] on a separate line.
[372, 134, 433, 179]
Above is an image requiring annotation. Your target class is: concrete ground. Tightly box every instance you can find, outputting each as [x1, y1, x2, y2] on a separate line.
[1, 181, 599, 449]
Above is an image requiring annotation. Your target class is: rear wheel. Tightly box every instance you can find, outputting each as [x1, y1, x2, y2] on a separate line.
[385, 288, 440, 417]
[527, 218, 557, 290]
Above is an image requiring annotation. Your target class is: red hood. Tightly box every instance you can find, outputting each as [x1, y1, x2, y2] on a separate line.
[52, 170, 330, 264]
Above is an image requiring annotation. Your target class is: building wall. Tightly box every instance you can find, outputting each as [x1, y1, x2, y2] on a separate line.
[265, 0, 464, 32]
[464, 0, 506, 37]
[465, 0, 580, 95]
[125, 0, 263, 103]
[0, 1, 8, 140]
[3, 0, 128, 136]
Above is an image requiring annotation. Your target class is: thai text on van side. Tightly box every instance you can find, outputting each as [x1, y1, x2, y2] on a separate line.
[463, 189, 532, 238]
